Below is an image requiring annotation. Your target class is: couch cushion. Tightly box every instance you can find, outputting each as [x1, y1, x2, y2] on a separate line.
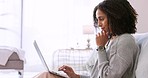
[9, 52, 20, 60]
[134, 33, 148, 78]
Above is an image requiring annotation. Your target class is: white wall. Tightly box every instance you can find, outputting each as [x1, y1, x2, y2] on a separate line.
[129, 0, 148, 33]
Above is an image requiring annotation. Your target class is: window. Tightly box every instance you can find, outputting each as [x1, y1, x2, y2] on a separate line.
[0, 0, 22, 48]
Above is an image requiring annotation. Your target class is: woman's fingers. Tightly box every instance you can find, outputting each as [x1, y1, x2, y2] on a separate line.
[58, 65, 72, 72]
[96, 30, 108, 47]
[58, 65, 66, 71]
[58, 65, 77, 78]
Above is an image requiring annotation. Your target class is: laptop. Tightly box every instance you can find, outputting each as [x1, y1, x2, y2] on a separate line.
[33, 40, 68, 78]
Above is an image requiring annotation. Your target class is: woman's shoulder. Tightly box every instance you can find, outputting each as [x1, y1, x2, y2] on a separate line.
[118, 34, 135, 41]
[119, 33, 133, 38]
[113, 34, 136, 46]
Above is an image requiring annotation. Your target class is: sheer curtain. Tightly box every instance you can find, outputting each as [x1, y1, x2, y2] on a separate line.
[0, 0, 22, 48]
[23, 0, 102, 72]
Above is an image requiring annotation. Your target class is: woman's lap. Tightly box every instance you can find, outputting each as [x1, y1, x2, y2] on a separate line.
[33, 72, 63, 78]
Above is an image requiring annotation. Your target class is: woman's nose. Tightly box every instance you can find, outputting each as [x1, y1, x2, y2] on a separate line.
[98, 22, 102, 27]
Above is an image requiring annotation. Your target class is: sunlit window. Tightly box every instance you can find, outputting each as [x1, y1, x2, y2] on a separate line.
[0, 0, 22, 48]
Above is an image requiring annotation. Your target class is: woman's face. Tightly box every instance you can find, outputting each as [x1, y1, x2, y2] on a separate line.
[96, 9, 111, 33]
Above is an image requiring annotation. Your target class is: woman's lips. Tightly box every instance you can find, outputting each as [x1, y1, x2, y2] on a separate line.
[101, 28, 105, 31]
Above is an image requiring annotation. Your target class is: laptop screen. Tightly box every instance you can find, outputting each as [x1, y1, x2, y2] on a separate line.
[33, 40, 68, 78]
[33, 40, 50, 72]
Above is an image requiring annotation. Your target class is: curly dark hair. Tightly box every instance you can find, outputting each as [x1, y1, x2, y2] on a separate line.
[93, 0, 138, 36]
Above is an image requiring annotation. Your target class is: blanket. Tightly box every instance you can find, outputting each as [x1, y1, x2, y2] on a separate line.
[0, 46, 25, 66]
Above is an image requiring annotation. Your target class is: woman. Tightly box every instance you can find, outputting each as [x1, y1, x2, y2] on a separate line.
[34, 0, 139, 78]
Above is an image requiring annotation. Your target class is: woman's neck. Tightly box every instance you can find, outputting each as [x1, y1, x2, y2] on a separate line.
[112, 36, 118, 39]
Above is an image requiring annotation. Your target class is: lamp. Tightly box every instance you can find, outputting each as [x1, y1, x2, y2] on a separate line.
[83, 25, 94, 49]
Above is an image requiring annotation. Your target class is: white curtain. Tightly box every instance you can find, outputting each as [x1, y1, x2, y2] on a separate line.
[0, 0, 22, 48]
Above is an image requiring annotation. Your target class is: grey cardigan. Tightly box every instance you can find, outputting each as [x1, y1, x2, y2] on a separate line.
[80, 34, 139, 78]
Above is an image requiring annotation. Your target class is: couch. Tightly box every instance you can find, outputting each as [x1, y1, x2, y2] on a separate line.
[0, 47, 25, 78]
[134, 33, 148, 78]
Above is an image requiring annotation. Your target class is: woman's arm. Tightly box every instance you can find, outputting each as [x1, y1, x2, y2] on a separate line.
[80, 75, 90, 78]
[98, 34, 138, 78]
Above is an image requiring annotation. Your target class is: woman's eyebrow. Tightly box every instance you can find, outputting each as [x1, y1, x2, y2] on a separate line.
[98, 16, 104, 19]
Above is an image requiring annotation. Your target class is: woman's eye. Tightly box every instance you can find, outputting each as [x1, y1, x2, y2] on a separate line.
[99, 17, 104, 21]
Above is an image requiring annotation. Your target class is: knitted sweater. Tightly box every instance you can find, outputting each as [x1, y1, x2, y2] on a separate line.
[80, 34, 139, 78]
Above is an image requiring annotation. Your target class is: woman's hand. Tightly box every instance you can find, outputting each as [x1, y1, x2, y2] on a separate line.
[58, 65, 80, 78]
[96, 30, 108, 47]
